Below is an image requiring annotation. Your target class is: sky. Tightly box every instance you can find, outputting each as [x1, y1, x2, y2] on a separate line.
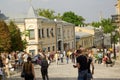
[0, 0, 117, 23]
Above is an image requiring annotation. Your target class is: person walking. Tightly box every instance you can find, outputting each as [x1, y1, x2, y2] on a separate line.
[40, 56, 49, 80]
[22, 56, 36, 80]
[85, 53, 94, 80]
[55, 51, 59, 64]
[4, 54, 10, 78]
[73, 49, 88, 80]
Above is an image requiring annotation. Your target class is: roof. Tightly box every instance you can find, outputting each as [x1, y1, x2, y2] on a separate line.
[27, 6, 38, 18]
[0, 11, 8, 20]
[75, 32, 92, 39]
[80, 26, 95, 30]
[54, 19, 74, 26]
[27, 6, 47, 19]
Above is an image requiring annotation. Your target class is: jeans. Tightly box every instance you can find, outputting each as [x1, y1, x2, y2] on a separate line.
[78, 70, 88, 80]
[41, 68, 49, 80]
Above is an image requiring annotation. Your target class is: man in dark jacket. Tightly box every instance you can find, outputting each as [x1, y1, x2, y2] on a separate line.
[40, 56, 49, 80]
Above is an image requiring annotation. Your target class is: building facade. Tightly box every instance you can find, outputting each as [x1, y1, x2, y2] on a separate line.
[112, 0, 120, 33]
[9, 6, 75, 55]
[75, 32, 93, 49]
[75, 26, 104, 48]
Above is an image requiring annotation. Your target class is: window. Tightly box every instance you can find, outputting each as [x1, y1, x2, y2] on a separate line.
[63, 30, 65, 38]
[48, 47, 50, 52]
[67, 30, 69, 38]
[38, 29, 42, 38]
[57, 28, 61, 39]
[47, 28, 49, 37]
[50, 28, 54, 37]
[52, 46, 55, 51]
[29, 50, 35, 56]
[29, 29, 35, 39]
[42, 28, 45, 38]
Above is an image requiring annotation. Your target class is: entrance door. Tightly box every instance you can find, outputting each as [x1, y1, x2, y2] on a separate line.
[58, 41, 62, 51]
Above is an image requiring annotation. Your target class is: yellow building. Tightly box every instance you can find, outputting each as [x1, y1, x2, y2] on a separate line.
[75, 32, 93, 49]
[75, 26, 104, 48]
[75, 26, 94, 35]
[75, 26, 94, 49]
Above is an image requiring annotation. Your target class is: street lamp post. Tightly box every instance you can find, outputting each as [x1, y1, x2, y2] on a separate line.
[112, 31, 116, 59]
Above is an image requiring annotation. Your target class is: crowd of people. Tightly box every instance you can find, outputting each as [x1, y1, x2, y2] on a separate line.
[0, 47, 117, 80]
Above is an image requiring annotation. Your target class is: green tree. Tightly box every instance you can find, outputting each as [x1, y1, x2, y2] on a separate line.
[0, 20, 11, 52]
[91, 21, 101, 28]
[101, 18, 116, 33]
[37, 8, 56, 19]
[91, 18, 116, 33]
[62, 11, 85, 26]
[8, 21, 25, 51]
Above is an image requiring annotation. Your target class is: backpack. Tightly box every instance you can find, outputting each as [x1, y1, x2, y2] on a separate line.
[24, 62, 32, 74]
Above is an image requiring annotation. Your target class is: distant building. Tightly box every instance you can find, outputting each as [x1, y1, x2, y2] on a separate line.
[75, 26, 109, 48]
[75, 32, 93, 49]
[111, 0, 120, 34]
[0, 10, 8, 20]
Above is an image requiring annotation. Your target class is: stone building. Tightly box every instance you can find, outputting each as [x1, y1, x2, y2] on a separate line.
[75, 26, 104, 48]
[75, 32, 93, 49]
[8, 6, 75, 55]
[112, 0, 120, 32]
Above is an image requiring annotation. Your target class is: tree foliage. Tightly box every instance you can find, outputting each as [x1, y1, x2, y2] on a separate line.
[62, 11, 85, 26]
[8, 21, 25, 51]
[37, 9, 85, 26]
[91, 21, 101, 28]
[0, 20, 11, 52]
[37, 8, 55, 19]
[101, 18, 116, 33]
[37, 8, 62, 20]
[91, 18, 117, 33]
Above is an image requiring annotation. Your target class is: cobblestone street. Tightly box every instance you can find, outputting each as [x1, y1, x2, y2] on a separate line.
[8, 59, 120, 80]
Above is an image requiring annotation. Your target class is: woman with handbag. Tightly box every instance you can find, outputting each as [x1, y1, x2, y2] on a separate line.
[22, 56, 36, 80]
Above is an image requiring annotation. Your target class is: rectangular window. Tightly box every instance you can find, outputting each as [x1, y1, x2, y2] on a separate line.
[48, 47, 50, 52]
[29, 29, 35, 39]
[50, 28, 54, 37]
[38, 29, 42, 38]
[42, 28, 45, 38]
[57, 28, 61, 39]
[47, 28, 49, 37]
[52, 46, 55, 51]
[29, 50, 35, 56]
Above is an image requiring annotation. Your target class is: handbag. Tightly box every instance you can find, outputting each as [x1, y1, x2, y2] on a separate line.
[21, 71, 25, 78]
